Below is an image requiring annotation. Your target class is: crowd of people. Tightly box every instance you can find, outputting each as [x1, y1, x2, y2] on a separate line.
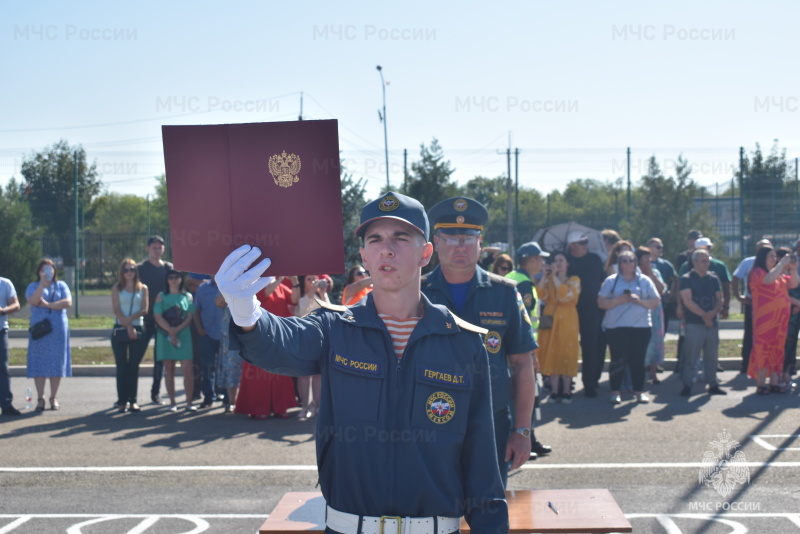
[0, 234, 373, 419]
[481, 228, 800, 405]
[4, 189, 800, 531]
[1, 223, 796, 423]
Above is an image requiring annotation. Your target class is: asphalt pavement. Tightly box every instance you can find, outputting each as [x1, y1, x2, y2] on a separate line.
[2, 365, 799, 533]
[6, 314, 800, 533]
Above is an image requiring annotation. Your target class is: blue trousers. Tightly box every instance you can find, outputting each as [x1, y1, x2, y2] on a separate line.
[0, 329, 12, 408]
[143, 319, 164, 397]
[197, 334, 220, 402]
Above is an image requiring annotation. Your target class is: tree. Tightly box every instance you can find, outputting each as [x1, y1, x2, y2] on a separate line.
[19, 140, 101, 266]
[0, 181, 43, 304]
[738, 142, 795, 252]
[328, 158, 367, 302]
[88, 193, 148, 234]
[404, 138, 459, 209]
[621, 155, 717, 265]
[149, 174, 171, 238]
[461, 177, 547, 248]
[461, 175, 506, 208]
[545, 179, 621, 232]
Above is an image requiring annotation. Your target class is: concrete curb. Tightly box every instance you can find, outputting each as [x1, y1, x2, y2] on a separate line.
[9, 358, 747, 378]
[5, 320, 746, 339]
[8, 328, 110, 339]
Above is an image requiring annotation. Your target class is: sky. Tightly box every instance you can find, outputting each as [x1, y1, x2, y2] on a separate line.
[1, 1, 798, 201]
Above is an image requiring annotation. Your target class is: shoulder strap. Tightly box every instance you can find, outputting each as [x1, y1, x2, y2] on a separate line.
[316, 299, 348, 313]
[452, 313, 488, 335]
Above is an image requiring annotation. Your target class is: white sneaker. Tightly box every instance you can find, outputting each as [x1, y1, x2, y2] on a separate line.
[637, 393, 650, 404]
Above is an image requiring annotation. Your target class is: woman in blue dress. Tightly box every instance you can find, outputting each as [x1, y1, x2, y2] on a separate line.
[26, 259, 72, 411]
[153, 270, 195, 412]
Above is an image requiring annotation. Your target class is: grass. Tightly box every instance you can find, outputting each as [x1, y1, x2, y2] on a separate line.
[663, 339, 742, 360]
[10, 346, 155, 366]
[8, 315, 115, 329]
[8, 339, 745, 367]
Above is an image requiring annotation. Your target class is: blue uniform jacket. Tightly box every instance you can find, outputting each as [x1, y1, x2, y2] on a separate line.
[422, 266, 537, 418]
[230, 292, 509, 533]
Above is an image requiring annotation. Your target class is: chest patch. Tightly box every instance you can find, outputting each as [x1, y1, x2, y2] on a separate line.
[420, 366, 471, 387]
[426, 392, 455, 424]
[484, 331, 502, 354]
[332, 353, 381, 375]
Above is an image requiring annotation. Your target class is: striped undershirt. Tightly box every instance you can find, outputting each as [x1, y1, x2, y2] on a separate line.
[379, 314, 421, 359]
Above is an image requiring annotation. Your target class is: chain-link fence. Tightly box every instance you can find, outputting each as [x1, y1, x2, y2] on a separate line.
[2, 145, 799, 315]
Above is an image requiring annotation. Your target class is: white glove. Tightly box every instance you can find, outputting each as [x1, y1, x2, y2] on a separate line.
[215, 245, 274, 327]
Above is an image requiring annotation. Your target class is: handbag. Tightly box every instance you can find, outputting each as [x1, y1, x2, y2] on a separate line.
[113, 326, 142, 343]
[29, 284, 55, 340]
[538, 275, 559, 330]
[112, 290, 143, 344]
[29, 317, 52, 340]
[161, 304, 184, 327]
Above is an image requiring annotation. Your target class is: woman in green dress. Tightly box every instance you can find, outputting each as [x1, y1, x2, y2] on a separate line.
[153, 270, 196, 411]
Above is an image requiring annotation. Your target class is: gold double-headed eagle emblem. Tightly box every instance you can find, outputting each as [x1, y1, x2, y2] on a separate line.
[268, 151, 301, 188]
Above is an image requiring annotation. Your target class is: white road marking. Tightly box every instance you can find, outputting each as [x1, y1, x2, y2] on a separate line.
[0, 515, 266, 518]
[654, 514, 683, 534]
[2, 461, 800, 473]
[518, 462, 800, 469]
[750, 434, 800, 451]
[0, 517, 30, 534]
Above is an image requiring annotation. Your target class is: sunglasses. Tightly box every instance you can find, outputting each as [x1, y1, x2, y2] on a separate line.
[574, 240, 589, 246]
[355, 271, 367, 277]
[497, 265, 511, 272]
[167, 274, 182, 280]
[123, 267, 136, 273]
[653, 245, 663, 250]
[443, 236, 478, 246]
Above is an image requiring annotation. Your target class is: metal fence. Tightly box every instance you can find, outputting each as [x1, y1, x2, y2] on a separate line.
[3, 145, 800, 314]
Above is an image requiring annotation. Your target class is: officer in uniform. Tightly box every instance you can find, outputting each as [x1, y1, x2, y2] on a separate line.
[216, 191, 508, 534]
[421, 197, 537, 486]
[506, 241, 553, 459]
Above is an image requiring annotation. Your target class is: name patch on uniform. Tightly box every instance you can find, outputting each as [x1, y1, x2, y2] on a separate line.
[479, 311, 504, 317]
[426, 392, 455, 424]
[420, 367, 471, 387]
[332, 353, 381, 375]
[484, 331, 502, 354]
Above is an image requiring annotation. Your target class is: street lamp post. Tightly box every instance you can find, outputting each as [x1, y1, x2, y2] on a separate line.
[377, 65, 389, 190]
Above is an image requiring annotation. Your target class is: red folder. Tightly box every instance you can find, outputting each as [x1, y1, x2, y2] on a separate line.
[162, 120, 344, 276]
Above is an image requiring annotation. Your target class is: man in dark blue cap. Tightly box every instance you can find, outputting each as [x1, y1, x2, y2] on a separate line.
[421, 197, 537, 486]
[215, 191, 508, 534]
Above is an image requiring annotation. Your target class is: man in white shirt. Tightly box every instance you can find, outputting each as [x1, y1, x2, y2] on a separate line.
[0, 276, 21, 416]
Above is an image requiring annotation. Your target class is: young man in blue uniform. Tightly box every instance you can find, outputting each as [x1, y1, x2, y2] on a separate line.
[421, 197, 537, 486]
[216, 191, 508, 534]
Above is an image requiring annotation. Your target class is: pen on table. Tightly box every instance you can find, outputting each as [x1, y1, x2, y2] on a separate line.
[547, 501, 559, 515]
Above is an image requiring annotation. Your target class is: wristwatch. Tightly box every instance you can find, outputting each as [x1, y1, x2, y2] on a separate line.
[513, 427, 531, 437]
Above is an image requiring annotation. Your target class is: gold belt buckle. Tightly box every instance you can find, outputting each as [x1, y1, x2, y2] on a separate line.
[379, 515, 402, 534]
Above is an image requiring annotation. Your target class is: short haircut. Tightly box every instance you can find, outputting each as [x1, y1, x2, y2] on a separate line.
[691, 248, 710, 262]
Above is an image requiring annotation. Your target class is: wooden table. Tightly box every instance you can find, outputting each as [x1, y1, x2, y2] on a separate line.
[259, 489, 632, 533]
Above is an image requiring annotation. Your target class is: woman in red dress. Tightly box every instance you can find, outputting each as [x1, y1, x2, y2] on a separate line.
[748, 246, 799, 394]
[234, 277, 300, 418]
